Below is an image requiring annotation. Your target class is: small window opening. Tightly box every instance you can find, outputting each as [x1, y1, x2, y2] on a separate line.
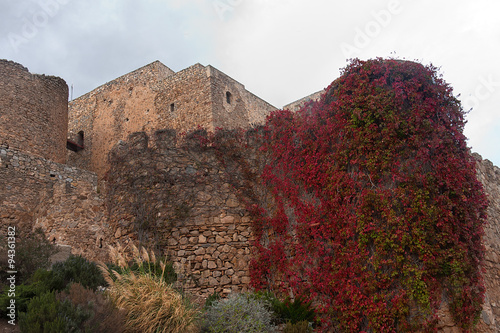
[67, 131, 84, 152]
[125, 118, 129, 122]
[226, 91, 232, 104]
[170, 103, 175, 112]
[77, 131, 84, 147]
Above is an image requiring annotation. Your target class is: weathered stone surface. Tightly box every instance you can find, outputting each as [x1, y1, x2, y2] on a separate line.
[66, 61, 276, 178]
[0, 60, 68, 163]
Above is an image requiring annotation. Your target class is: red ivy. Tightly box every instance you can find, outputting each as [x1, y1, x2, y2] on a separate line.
[247, 59, 487, 332]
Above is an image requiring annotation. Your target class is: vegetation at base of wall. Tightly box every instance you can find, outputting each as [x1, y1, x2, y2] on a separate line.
[272, 296, 317, 326]
[106, 257, 177, 285]
[207, 58, 487, 331]
[99, 244, 200, 333]
[251, 291, 317, 326]
[0, 254, 108, 319]
[283, 321, 314, 333]
[202, 293, 277, 333]
[0, 227, 57, 284]
[18, 283, 125, 333]
[50, 255, 108, 291]
[204, 291, 222, 309]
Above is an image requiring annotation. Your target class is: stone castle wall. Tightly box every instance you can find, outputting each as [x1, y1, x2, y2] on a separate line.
[0, 145, 112, 262]
[474, 154, 500, 332]
[207, 65, 276, 128]
[67, 61, 176, 176]
[154, 64, 214, 132]
[104, 130, 256, 297]
[67, 61, 276, 178]
[0, 60, 68, 163]
[283, 89, 324, 112]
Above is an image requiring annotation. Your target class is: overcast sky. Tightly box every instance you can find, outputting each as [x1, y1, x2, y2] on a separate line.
[1, 0, 499, 165]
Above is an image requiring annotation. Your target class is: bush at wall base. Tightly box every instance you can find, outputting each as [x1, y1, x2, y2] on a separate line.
[202, 293, 277, 333]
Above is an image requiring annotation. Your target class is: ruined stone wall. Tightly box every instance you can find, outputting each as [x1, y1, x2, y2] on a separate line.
[0, 145, 112, 262]
[105, 130, 255, 297]
[0, 60, 68, 163]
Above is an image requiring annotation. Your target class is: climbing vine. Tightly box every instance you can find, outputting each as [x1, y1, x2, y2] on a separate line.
[221, 59, 488, 331]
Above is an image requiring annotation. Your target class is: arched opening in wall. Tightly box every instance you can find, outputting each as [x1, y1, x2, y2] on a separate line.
[170, 103, 175, 112]
[67, 131, 84, 152]
[77, 131, 84, 147]
[226, 91, 232, 104]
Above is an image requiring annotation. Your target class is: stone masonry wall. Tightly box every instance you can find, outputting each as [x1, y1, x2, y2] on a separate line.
[0, 59, 68, 163]
[208, 66, 277, 128]
[0, 145, 112, 262]
[283, 89, 324, 112]
[67, 61, 175, 176]
[105, 130, 255, 297]
[474, 154, 500, 332]
[67, 61, 276, 178]
[154, 64, 214, 132]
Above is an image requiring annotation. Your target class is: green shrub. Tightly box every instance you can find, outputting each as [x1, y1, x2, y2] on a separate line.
[203, 293, 277, 333]
[51, 255, 107, 291]
[273, 296, 316, 325]
[283, 320, 313, 333]
[0, 269, 54, 317]
[0, 228, 57, 284]
[204, 291, 221, 309]
[250, 292, 316, 326]
[18, 283, 126, 333]
[18, 290, 90, 333]
[0, 255, 107, 318]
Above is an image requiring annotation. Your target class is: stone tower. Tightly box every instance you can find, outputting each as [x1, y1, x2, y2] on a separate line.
[0, 59, 68, 163]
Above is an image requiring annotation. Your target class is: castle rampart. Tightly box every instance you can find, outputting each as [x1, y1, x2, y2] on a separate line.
[0, 59, 68, 163]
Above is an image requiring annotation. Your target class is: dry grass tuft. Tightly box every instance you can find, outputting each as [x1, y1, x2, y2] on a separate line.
[99, 244, 200, 333]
